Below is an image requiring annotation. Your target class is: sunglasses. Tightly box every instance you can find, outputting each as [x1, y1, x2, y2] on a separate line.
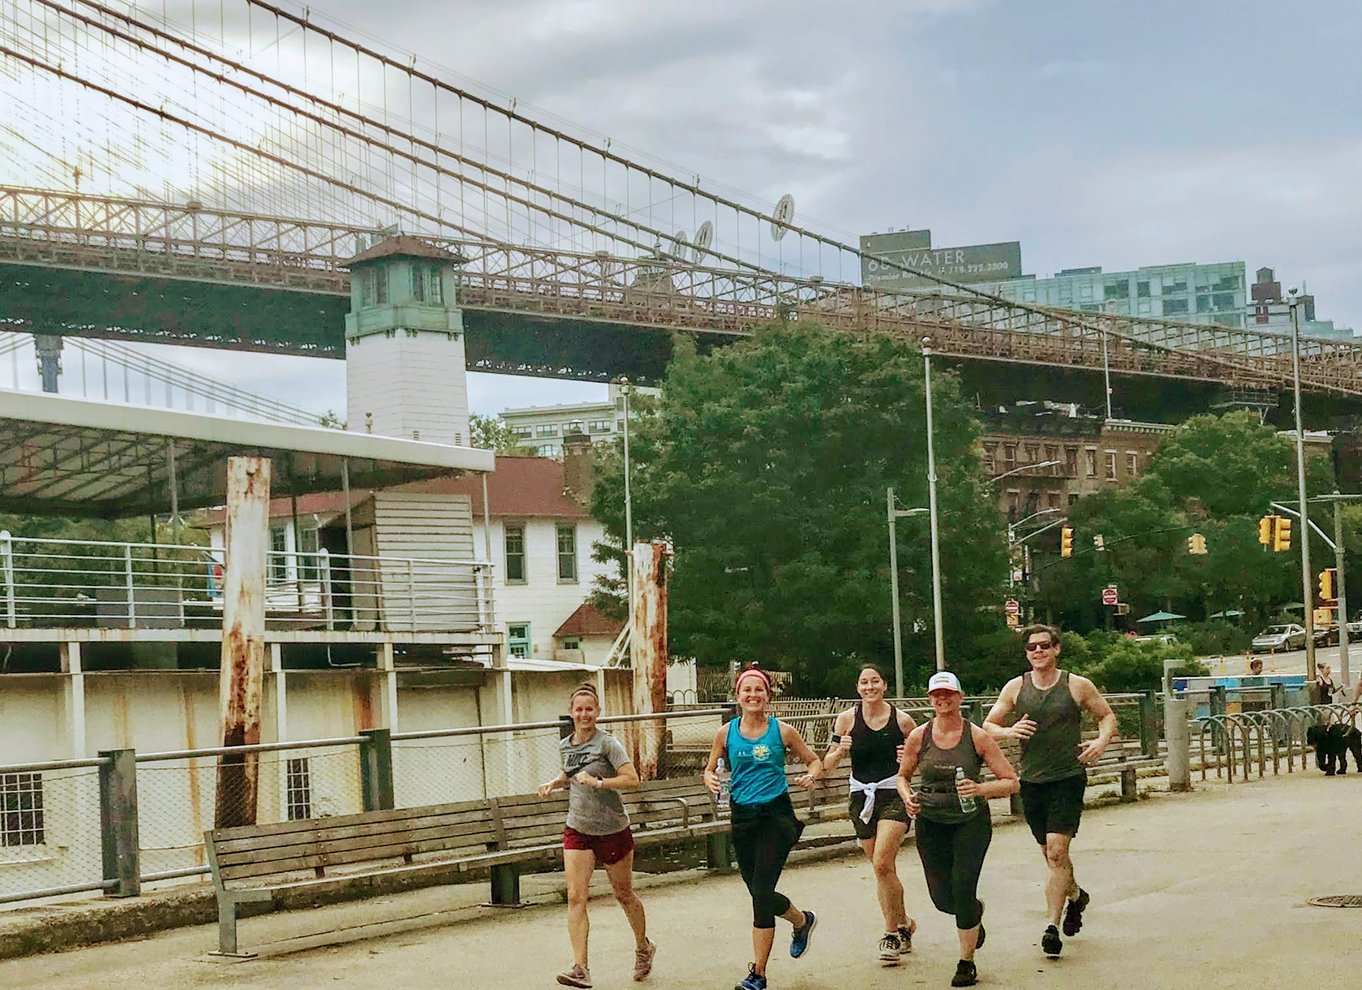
[1025, 641, 1055, 652]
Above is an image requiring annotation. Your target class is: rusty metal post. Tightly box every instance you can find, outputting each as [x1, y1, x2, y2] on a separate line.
[215, 456, 270, 828]
[629, 541, 672, 780]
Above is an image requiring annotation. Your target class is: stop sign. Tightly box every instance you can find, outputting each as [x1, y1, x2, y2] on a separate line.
[1101, 586, 1119, 606]
[1004, 599, 1020, 616]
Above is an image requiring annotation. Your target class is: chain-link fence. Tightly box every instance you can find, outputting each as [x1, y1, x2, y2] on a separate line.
[0, 758, 111, 905]
[134, 739, 365, 882]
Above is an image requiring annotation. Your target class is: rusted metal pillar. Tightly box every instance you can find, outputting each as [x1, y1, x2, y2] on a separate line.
[215, 456, 270, 828]
[629, 541, 672, 780]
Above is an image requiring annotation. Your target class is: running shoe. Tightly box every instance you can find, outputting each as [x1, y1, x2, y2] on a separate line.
[950, 959, 978, 987]
[556, 963, 593, 988]
[735, 963, 768, 990]
[789, 910, 817, 958]
[1041, 924, 1063, 958]
[632, 938, 656, 981]
[1062, 888, 1090, 937]
[877, 931, 901, 965]
[897, 919, 917, 954]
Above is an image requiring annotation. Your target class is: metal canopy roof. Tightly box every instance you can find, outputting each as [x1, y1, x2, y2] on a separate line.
[0, 389, 495, 518]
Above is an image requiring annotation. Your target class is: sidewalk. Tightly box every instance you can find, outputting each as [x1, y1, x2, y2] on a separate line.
[1, 771, 1358, 988]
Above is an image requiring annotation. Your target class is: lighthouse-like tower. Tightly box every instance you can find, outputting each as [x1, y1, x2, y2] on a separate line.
[344, 235, 470, 445]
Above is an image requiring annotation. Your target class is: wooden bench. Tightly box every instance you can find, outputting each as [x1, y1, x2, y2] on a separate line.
[204, 764, 856, 957]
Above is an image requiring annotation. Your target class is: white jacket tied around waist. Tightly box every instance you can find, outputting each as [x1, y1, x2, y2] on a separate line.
[849, 774, 900, 823]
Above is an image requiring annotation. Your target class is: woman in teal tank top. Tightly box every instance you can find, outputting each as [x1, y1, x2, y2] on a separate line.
[704, 665, 826, 990]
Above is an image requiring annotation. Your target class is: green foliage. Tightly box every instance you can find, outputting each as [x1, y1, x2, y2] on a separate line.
[588, 323, 1008, 694]
[1077, 637, 1208, 693]
[470, 413, 523, 452]
[1171, 619, 1251, 657]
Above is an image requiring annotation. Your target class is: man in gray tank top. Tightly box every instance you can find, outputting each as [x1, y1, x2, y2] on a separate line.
[984, 624, 1117, 960]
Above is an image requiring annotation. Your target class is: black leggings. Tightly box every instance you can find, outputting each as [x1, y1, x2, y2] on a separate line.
[915, 812, 991, 930]
[732, 796, 802, 929]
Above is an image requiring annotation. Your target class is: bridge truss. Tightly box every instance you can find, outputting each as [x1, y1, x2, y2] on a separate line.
[1, 0, 1361, 395]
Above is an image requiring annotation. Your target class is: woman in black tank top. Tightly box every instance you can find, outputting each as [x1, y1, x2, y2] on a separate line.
[897, 671, 1019, 988]
[823, 664, 917, 965]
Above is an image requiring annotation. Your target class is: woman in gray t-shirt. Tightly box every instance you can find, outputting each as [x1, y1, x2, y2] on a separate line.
[537, 684, 655, 988]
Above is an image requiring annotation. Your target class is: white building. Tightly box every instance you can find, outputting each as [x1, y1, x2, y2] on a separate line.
[500, 382, 659, 458]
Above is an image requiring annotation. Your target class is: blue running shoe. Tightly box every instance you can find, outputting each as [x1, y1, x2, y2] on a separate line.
[735, 963, 767, 990]
[790, 910, 817, 959]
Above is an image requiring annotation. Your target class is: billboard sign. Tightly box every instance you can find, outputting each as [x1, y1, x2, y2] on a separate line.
[860, 231, 1022, 291]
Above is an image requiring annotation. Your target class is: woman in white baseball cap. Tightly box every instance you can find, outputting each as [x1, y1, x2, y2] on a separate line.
[897, 670, 1019, 987]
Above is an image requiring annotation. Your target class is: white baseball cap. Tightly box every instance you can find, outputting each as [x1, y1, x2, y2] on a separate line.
[927, 671, 963, 695]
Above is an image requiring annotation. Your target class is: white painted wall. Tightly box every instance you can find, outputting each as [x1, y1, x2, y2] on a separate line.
[474, 516, 614, 659]
[346, 331, 470, 446]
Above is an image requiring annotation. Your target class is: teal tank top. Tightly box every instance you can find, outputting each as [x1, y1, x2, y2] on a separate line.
[726, 716, 788, 806]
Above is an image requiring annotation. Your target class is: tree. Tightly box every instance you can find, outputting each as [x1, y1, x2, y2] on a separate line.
[588, 323, 1008, 694]
[470, 413, 523, 452]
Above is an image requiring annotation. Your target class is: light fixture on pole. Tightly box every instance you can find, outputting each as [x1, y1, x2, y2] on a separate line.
[990, 459, 1062, 485]
[1287, 288, 1316, 678]
[886, 487, 928, 698]
[921, 336, 946, 672]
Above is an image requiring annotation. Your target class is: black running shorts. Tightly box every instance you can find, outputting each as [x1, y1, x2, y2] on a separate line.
[1019, 773, 1087, 845]
[848, 791, 911, 841]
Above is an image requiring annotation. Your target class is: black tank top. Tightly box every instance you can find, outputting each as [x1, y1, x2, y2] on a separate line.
[1016, 670, 1084, 783]
[917, 719, 986, 824]
[849, 703, 904, 782]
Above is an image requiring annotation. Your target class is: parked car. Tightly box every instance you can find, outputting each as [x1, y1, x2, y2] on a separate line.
[1313, 624, 1339, 647]
[1251, 624, 1307, 653]
[1348, 614, 1362, 638]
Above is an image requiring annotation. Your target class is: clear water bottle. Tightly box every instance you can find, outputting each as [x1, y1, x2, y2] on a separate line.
[716, 758, 731, 811]
[955, 766, 977, 814]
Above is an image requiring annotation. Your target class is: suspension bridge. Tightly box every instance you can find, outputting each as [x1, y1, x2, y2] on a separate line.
[1, 0, 1361, 401]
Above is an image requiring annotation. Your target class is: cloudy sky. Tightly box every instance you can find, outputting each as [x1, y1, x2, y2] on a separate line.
[20, 0, 1362, 416]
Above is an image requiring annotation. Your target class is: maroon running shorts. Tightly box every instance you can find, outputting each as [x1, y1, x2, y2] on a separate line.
[562, 826, 635, 864]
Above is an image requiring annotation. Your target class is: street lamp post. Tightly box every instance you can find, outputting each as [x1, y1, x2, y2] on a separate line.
[614, 377, 635, 654]
[922, 337, 946, 672]
[990, 459, 1063, 485]
[886, 487, 928, 698]
[1288, 290, 1316, 678]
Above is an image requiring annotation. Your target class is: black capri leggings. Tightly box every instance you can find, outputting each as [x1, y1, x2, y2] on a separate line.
[731, 793, 804, 929]
[914, 812, 991, 930]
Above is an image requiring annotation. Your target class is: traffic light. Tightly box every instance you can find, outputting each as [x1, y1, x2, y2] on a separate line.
[1273, 517, 1292, 553]
[1319, 568, 1337, 601]
[1061, 526, 1074, 558]
[1258, 515, 1274, 546]
[1187, 533, 1208, 555]
[1093, 534, 1105, 552]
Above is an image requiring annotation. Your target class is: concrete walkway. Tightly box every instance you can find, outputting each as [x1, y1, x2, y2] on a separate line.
[2, 771, 1359, 989]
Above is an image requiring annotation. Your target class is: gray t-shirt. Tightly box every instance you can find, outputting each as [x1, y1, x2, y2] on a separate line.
[560, 730, 631, 835]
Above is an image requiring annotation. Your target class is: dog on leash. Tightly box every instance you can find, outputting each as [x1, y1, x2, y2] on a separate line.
[1305, 723, 1362, 775]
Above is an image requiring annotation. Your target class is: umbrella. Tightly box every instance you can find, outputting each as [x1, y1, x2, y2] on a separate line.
[1137, 610, 1186, 624]
[1208, 609, 1243, 619]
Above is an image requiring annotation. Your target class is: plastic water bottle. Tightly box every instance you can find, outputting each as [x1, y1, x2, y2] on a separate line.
[716, 758, 731, 811]
[955, 766, 977, 814]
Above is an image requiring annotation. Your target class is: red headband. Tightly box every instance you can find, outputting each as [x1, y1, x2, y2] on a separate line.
[734, 666, 771, 691]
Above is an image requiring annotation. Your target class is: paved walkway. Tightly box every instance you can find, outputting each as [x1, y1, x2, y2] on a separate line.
[2, 771, 1359, 989]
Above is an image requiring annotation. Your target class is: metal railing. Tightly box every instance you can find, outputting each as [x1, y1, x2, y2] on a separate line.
[1194, 703, 1360, 783]
[0, 533, 495, 634]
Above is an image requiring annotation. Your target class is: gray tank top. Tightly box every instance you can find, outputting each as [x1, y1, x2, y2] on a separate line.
[1016, 670, 1084, 783]
[916, 719, 986, 824]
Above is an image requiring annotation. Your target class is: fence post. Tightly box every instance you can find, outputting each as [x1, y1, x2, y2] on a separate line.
[1164, 697, 1192, 792]
[123, 544, 137, 629]
[1, 530, 14, 628]
[319, 549, 334, 630]
[359, 729, 395, 812]
[1208, 685, 1227, 751]
[1139, 690, 1157, 758]
[99, 749, 141, 898]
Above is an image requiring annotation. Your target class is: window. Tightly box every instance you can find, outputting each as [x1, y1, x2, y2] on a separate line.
[410, 264, 442, 304]
[1003, 444, 1017, 470]
[375, 267, 389, 305]
[564, 420, 584, 435]
[269, 525, 288, 582]
[285, 759, 312, 821]
[536, 444, 559, 457]
[561, 637, 581, 651]
[982, 445, 996, 475]
[511, 425, 533, 438]
[1, 772, 44, 846]
[507, 623, 531, 659]
[1105, 280, 1129, 300]
[504, 525, 526, 583]
[1085, 449, 1097, 478]
[1136, 281, 1151, 298]
[1105, 451, 1117, 480]
[557, 524, 577, 582]
[1046, 492, 1062, 510]
[616, 420, 625, 432]
[1068, 494, 1080, 507]
[536, 424, 558, 437]
[587, 420, 610, 433]
[1163, 278, 1188, 295]
[1126, 452, 1139, 477]
[298, 524, 320, 582]
[1024, 444, 1041, 464]
[1065, 447, 1078, 477]
[1163, 299, 1189, 316]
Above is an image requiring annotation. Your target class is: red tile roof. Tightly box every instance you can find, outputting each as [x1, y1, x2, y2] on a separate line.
[554, 603, 625, 639]
[198, 455, 588, 523]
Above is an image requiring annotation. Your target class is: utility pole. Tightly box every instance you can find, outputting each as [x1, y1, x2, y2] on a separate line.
[921, 338, 946, 672]
[1288, 290, 1316, 679]
[1334, 493, 1350, 690]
